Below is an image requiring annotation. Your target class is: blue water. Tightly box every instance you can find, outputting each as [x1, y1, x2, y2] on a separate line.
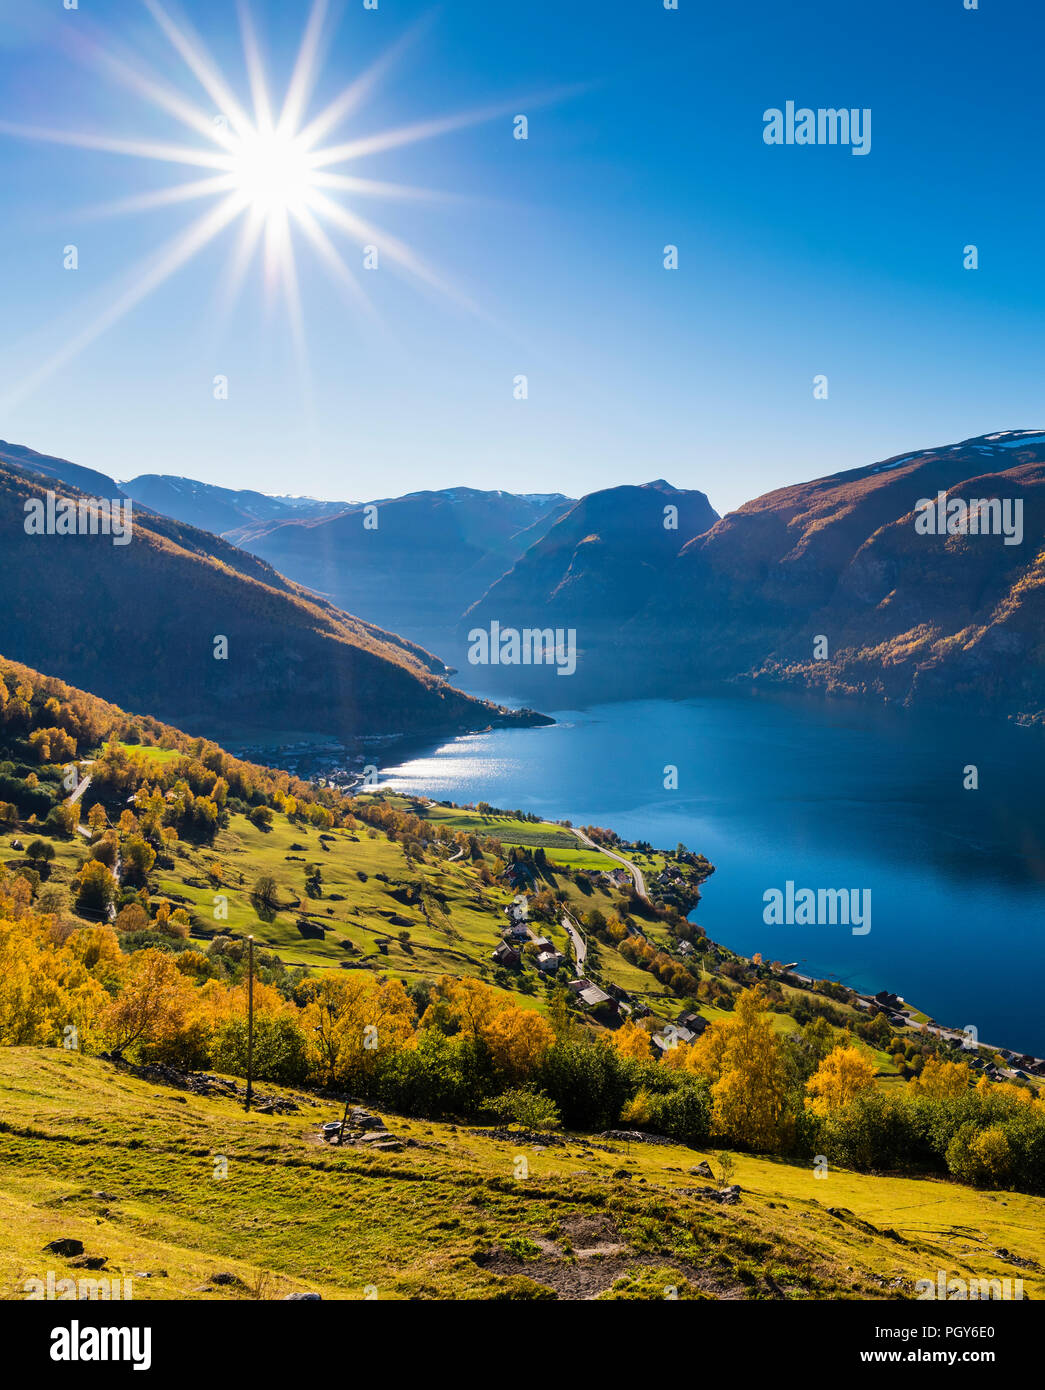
[378, 692, 1045, 1056]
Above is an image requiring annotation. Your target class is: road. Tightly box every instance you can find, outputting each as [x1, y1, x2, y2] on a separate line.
[562, 913, 586, 977]
[571, 827, 648, 900]
[66, 771, 93, 807]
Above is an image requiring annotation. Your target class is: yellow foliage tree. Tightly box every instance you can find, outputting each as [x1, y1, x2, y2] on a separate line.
[434, 975, 554, 1082]
[612, 1019, 653, 1063]
[908, 1056, 972, 1099]
[302, 974, 415, 1086]
[686, 987, 793, 1151]
[98, 948, 203, 1063]
[805, 1043, 877, 1116]
[0, 905, 106, 1046]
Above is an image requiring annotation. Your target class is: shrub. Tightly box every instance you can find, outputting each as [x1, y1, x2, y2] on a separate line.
[480, 1086, 561, 1131]
[210, 1015, 310, 1085]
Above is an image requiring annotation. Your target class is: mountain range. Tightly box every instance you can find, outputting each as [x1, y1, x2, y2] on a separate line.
[4, 428, 1043, 732]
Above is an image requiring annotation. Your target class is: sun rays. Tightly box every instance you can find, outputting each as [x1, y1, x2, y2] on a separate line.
[0, 0, 517, 410]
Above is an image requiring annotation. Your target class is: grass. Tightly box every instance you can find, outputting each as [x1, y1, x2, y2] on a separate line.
[116, 742, 181, 765]
[2, 1049, 1041, 1302]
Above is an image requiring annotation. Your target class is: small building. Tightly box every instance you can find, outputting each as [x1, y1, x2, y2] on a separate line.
[873, 990, 904, 1012]
[678, 1011, 708, 1036]
[491, 942, 521, 968]
[536, 950, 563, 972]
[578, 984, 617, 1015]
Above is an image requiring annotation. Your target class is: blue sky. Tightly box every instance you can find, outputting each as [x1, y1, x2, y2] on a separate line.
[0, 0, 1042, 514]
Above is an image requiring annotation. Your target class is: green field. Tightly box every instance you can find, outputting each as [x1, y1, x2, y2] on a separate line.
[1, 1050, 1039, 1302]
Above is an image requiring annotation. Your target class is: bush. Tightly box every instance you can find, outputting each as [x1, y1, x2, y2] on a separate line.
[479, 1087, 561, 1131]
[646, 1078, 712, 1146]
[538, 1038, 631, 1131]
[210, 1015, 310, 1085]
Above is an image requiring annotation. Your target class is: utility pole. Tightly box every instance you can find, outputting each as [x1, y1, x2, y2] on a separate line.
[245, 934, 255, 1112]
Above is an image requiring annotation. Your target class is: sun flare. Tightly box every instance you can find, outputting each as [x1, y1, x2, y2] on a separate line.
[0, 0, 521, 411]
[228, 129, 317, 220]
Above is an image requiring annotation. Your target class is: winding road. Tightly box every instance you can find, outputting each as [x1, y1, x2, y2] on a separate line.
[571, 827, 649, 900]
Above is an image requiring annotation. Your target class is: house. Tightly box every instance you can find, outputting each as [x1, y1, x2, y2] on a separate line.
[530, 936, 554, 953]
[505, 921, 530, 942]
[677, 940, 694, 957]
[536, 950, 563, 972]
[491, 942, 521, 968]
[677, 1011, 708, 1036]
[873, 990, 905, 1013]
[578, 984, 617, 1014]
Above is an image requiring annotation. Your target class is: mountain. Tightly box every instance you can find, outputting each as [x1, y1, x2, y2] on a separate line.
[228, 486, 575, 655]
[0, 461, 549, 746]
[457, 480, 720, 697]
[0, 439, 125, 500]
[121, 473, 351, 537]
[627, 431, 1045, 722]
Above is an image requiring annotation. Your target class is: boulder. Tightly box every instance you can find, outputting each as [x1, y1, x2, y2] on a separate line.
[284, 1291, 322, 1301]
[44, 1238, 84, 1257]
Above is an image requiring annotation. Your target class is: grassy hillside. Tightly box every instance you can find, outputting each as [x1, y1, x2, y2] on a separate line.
[3, 1050, 1042, 1302]
[1, 653, 1043, 1302]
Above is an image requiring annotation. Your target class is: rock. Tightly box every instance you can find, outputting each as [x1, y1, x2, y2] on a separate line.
[211, 1272, 243, 1286]
[367, 1140, 404, 1152]
[70, 1256, 108, 1270]
[284, 1291, 322, 1300]
[359, 1130, 396, 1144]
[599, 1129, 674, 1145]
[44, 1239, 84, 1257]
[718, 1185, 741, 1204]
[689, 1161, 715, 1179]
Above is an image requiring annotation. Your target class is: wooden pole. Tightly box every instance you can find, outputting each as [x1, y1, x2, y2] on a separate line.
[245, 935, 254, 1112]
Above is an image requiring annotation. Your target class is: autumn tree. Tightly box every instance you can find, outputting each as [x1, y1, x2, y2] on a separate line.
[805, 1043, 877, 1116]
[75, 860, 118, 919]
[99, 949, 204, 1064]
[687, 986, 793, 1151]
[612, 1018, 653, 1063]
[302, 974, 415, 1087]
[121, 834, 156, 887]
[908, 1056, 972, 1100]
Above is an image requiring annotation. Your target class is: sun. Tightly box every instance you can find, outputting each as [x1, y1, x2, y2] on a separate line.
[0, 0, 535, 411]
[227, 129, 316, 220]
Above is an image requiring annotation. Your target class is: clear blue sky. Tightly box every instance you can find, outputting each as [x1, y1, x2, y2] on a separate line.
[0, 0, 1043, 514]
